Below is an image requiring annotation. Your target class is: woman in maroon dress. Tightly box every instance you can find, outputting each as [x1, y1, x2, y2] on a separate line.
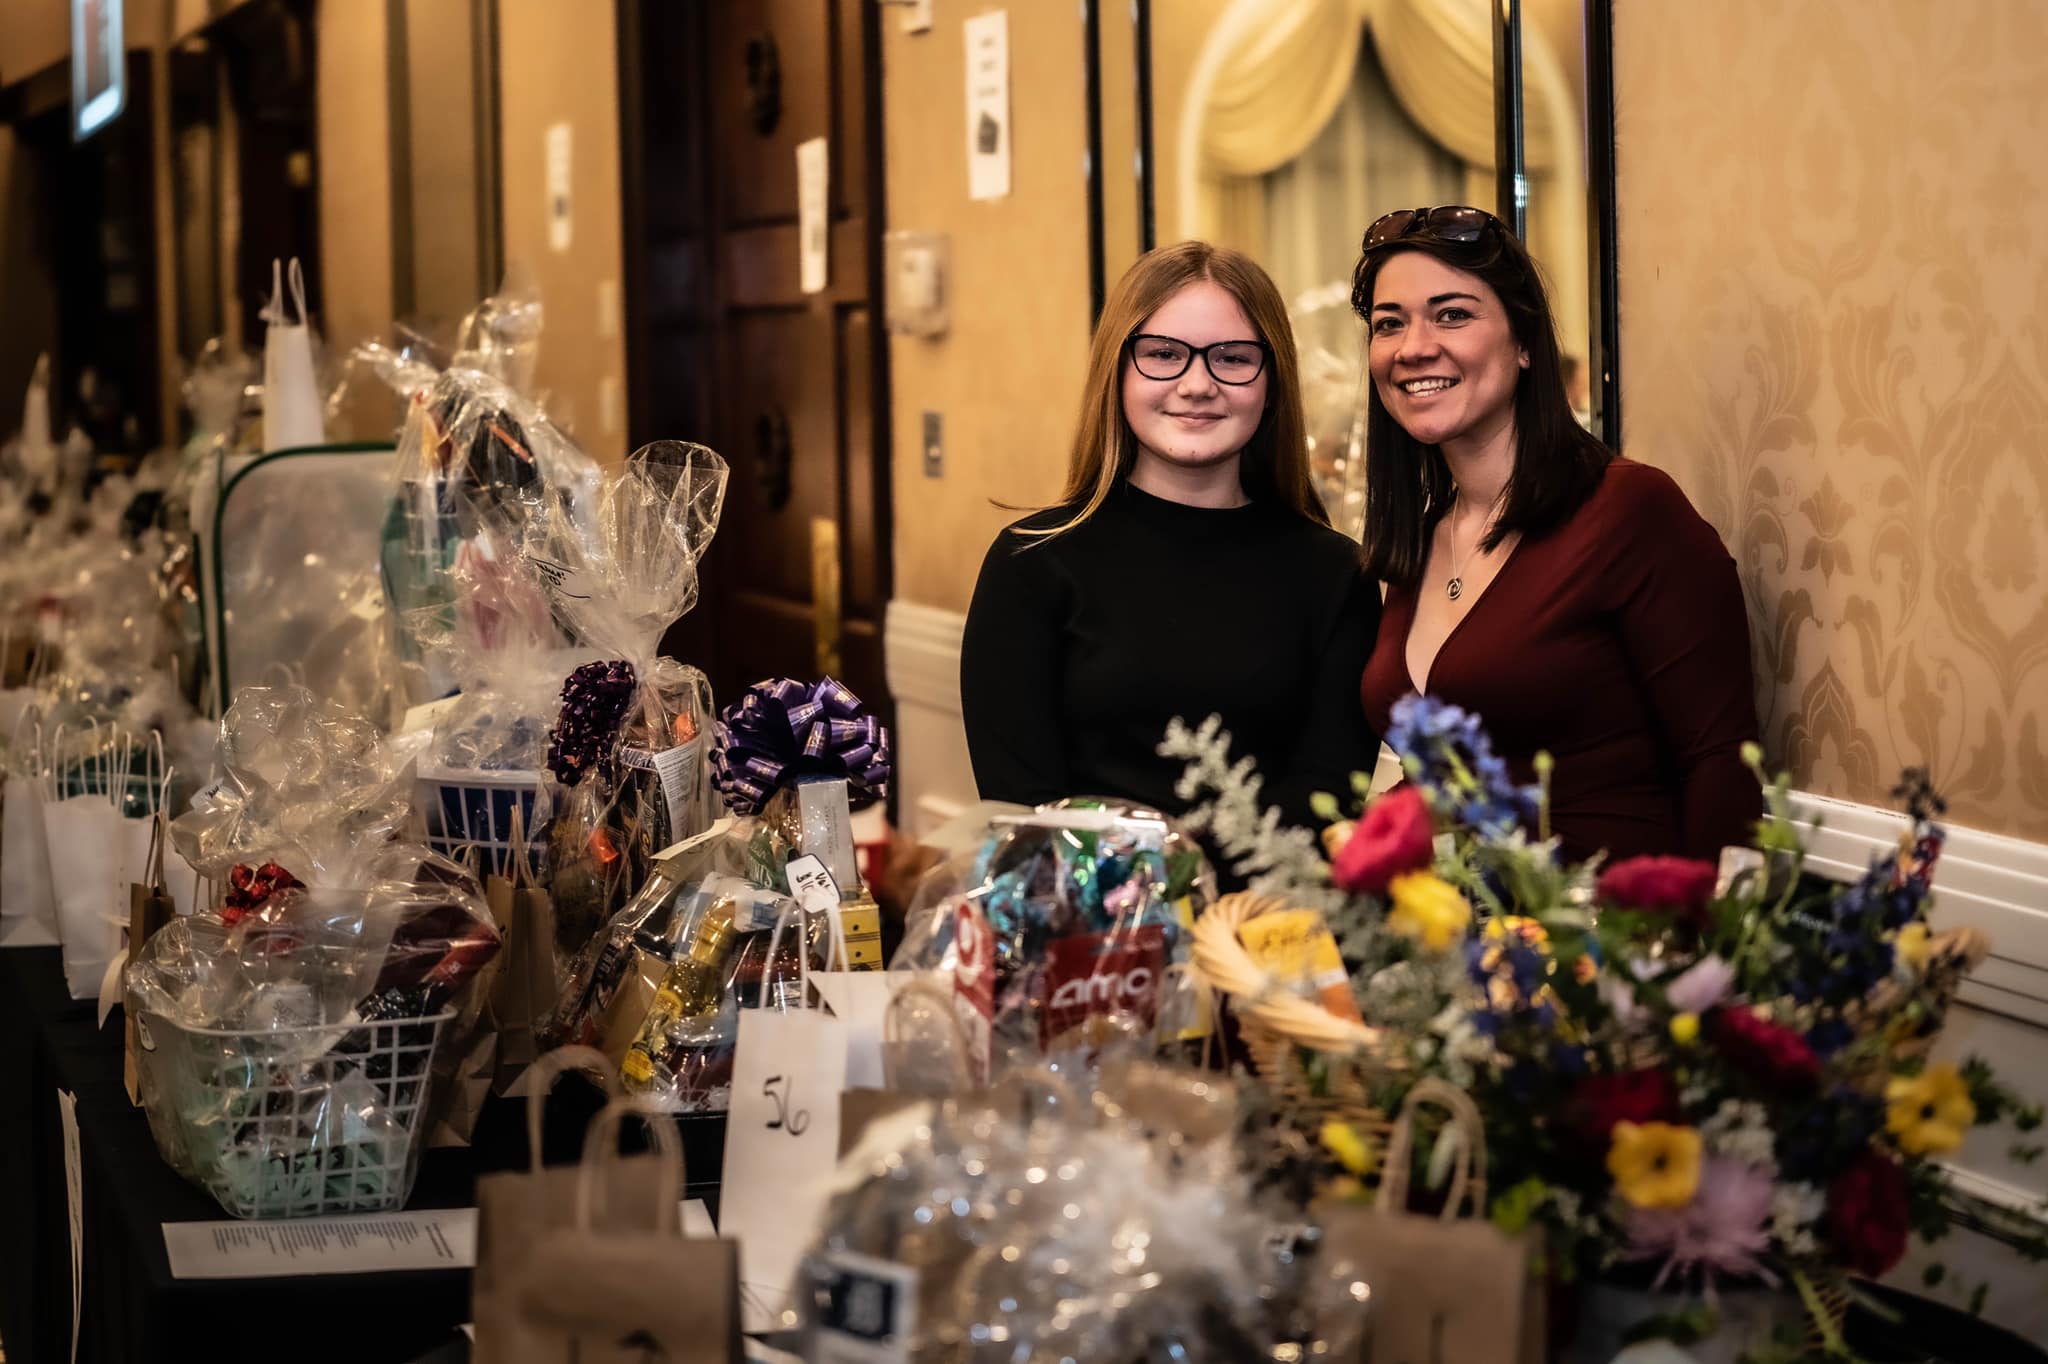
[1351, 206, 1759, 863]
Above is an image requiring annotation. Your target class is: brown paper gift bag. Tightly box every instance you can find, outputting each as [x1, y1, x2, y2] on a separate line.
[1316, 1078, 1544, 1364]
[486, 809, 560, 1094]
[123, 796, 178, 1104]
[474, 1058, 742, 1364]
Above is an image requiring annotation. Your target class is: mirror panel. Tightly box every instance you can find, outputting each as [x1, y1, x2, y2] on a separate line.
[1094, 0, 1621, 513]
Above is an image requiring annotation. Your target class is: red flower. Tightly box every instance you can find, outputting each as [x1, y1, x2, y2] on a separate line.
[1568, 1068, 1679, 1144]
[1826, 1151, 1910, 1276]
[1597, 856, 1718, 917]
[1332, 787, 1435, 894]
[221, 861, 305, 926]
[1707, 1006, 1821, 1091]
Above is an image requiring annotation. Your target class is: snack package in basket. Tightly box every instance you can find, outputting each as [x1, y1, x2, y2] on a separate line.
[544, 676, 893, 1113]
[524, 442, 728, 907]
[890, 800, 1216, 1082]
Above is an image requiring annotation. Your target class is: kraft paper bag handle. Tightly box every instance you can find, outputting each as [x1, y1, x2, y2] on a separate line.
[763, 900, 818, 1010]
[506, 804, 540, 892]
[523, 1044, 619, 1172]
[146, 758, 175, 891]
[1375, 1076, 1488, 1221]
[880, 976, 976, 1092]
[575, 1095, 686, 1236]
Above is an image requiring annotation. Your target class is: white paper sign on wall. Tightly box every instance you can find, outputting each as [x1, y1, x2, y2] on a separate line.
[964, 11, 1011, 201]
[546, 121, 573, 253]
[798, 136, 829, 294]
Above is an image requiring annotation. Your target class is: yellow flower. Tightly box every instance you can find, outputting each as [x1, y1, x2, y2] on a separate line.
[1894, 922, 1932, 973]
[1320, 1120, 1376, 1177]
[1886, 1064, 1976, 1156]
[1387, 871, 1472, 952]
[1483, 915, 1550, 950]
[1669, 1012, 1700, 1046]
[1606, 1121, 1703, 1210]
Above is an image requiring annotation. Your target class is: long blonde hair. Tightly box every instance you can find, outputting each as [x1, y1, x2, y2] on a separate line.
[1023, 240, 1326, 538]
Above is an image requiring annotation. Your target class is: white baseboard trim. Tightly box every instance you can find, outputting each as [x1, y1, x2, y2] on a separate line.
[1786, 791, 2048, 1016]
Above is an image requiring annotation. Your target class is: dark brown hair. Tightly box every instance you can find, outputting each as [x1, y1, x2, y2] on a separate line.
[1349, 215, 1610, 586]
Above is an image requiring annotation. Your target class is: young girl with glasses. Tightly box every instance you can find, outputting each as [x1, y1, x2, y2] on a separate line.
[960, 240, 1380, 827]
[1354, 206, 1759, 861]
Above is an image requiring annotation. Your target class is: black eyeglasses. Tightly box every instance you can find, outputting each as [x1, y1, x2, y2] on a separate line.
[1126, 334, 1270, 385]
[1360, 205, 1503, 253]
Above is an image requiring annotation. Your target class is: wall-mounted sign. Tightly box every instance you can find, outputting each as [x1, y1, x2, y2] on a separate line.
[72, 0, 125, 142]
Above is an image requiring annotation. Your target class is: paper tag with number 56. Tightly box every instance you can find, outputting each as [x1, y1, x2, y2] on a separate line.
[719, 1004, 849, 1333]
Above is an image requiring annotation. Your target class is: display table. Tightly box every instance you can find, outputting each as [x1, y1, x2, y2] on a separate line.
[4, 944, 2040, 1364]
[0, 947, 728, 1364]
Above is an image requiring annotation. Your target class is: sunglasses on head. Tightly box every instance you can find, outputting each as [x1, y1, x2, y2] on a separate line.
[1360, 205, 1504, 253]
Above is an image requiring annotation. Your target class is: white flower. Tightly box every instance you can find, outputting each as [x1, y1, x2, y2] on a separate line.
[1771, 1182, 1826, 1257]
[1701, 1099, 1777, 1167]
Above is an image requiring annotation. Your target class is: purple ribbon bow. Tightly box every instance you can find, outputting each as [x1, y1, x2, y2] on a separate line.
[711, 676, 892, 815]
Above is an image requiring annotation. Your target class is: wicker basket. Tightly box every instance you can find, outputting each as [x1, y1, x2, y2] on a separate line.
[1191, 891, 1406, 1145]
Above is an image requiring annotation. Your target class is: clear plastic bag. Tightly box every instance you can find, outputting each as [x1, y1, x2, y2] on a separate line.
[891, 801, 1215, 1076]
[803, 1060, 1363, 1362]
[525, 441, 728, 882]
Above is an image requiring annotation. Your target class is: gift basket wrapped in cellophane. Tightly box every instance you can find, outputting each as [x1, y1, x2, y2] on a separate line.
[799, 1058, 1370, 1362]
[890, 799, 1218, 1083]
[370, 286, 605, 873]
[545, 675, 893, 1112]
[133, 685, 501, 1218]
[523, 441, 728, 931]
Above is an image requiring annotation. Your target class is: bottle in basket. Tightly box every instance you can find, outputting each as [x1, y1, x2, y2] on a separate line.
[622, 900, 741, 1094]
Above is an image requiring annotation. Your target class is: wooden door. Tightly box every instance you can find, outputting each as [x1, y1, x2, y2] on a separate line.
[621, 0, 891, 727]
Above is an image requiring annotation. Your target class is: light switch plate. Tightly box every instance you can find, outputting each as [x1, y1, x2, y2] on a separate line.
[921, 411, 943, 478]
[900, 0, 934, 34]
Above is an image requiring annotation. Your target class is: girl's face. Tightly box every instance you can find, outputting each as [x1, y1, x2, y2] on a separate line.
[1121, 280, 1269, 479]
[1366, 250, 1528, 452]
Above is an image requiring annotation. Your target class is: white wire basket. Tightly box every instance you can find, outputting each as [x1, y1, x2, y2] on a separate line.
[133, 1007, 454, 1219]
[417, 762, 545, 879]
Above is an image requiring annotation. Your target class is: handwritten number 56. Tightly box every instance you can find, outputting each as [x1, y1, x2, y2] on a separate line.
[763, 1075, 810, 1136]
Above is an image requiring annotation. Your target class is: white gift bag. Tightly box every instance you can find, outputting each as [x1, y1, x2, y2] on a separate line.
[718, 900, 850, 1334]
[261, 258, 327, 452]
[42, 732, 156, 1000]
[1, 765, 61, 946]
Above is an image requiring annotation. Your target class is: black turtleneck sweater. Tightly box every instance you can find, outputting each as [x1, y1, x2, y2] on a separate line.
[959, 480, 1381, 828]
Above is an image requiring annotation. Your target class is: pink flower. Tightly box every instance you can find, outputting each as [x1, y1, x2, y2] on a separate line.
[1621, 1157, 1778, 1290]
[1331, 787, 1435, 894]
[1665, 956, 1736, 1015]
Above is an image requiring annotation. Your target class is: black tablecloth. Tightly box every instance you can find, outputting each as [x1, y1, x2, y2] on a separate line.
[5, 943, 2042, 1364]
[0, 946, 726, 1364]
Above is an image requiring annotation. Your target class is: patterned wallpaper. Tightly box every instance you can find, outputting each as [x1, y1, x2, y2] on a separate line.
[1614, 0, 2048, 842]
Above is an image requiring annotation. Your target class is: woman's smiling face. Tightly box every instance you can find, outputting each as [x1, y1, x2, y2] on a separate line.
[1367, 249, 1528, 451]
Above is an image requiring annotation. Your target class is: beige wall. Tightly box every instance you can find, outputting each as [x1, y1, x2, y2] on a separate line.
[497, 0, 625, 464]
[883, 3, 1093, 614]
[0, 1, 68, 84]
[316, 0, 392, 359]
[1615, 1, 2048, 842]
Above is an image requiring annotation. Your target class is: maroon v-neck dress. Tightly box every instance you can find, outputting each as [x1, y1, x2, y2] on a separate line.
[1361, 458, 1761, 863]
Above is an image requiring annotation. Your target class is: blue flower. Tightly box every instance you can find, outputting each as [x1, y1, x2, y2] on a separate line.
[1806, 1017, 1855, 1057]
[1385, 695, 1536, 833]
[1508, 945, 1547, 997]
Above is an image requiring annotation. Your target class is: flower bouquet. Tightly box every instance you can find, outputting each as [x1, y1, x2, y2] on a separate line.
[1169, 696, 2045, 1361]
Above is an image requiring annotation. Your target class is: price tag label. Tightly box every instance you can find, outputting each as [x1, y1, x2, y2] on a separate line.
[785, 854, 842, 915]
[808, 1249, 918, 1363]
